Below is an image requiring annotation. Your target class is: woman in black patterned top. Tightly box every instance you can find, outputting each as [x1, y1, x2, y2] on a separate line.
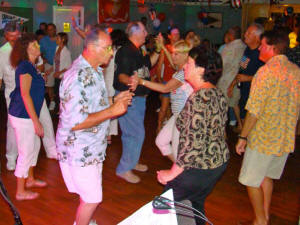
[157, 46, 229, 225]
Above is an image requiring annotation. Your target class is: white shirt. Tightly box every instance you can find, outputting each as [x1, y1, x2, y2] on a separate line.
[56, 55, 110, 167]
[54, 46, 72, 79]
[0, 42, 15, 101]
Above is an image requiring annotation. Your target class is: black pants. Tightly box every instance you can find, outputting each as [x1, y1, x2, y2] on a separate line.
[164, 163, 228, 225]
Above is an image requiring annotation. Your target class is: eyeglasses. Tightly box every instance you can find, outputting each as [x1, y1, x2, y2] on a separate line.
[104, 45, 113, 53]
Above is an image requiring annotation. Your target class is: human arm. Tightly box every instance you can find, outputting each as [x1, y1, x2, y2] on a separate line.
[157, 163, 184, 185]
[72, 17, 86, 39]
[236, 112, 258, 155]
[156, 51, 164, 83]
[72, 90, 133, 131]
[139, 77, 182, 93]
[20, 74, 44, 137]
[236, 73, 253, 82]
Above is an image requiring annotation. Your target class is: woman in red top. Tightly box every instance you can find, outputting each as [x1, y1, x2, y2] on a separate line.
[156, 27, 181, 133]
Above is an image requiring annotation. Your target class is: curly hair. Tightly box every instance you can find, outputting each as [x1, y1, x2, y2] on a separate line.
[10, 33, 37, 68]
[188, 45, 223, 85]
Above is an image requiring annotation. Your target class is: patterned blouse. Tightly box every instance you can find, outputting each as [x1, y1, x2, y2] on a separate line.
[176, 88, 229, 170]
[56, 55, 110, 167]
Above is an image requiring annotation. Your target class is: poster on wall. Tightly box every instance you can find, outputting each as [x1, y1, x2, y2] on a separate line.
[0, 7, 33, 32]
[0, 11, 29, 29]
[98, 0, 129, 23]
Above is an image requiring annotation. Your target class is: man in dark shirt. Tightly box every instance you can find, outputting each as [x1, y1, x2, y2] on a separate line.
[113, 21, 161, 183]
[228, 23, 265, 131]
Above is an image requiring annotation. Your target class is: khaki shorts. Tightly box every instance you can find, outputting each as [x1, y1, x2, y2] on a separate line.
[45, 63, 55, 87]
[238, 147, 288, 187]
[228, 86, 240, 107]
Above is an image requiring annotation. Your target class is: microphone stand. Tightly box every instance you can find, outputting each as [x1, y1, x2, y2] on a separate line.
[152, 196, 213, 225]
[0, 163, 23, 225]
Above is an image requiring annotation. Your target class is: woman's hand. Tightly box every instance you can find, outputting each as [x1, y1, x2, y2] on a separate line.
[33, 120, 44, 137]
[157, 164, 184, 185]
[157, 169, 174, 185]
[129, 71, 139, 92]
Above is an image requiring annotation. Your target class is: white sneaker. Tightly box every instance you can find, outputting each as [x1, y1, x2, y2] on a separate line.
[6, 162, 16, 171]
[229, 120, 237, 126]
[49, 101, 56, 111]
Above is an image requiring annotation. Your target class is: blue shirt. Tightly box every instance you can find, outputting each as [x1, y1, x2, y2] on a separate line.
[56, 55, 110, 167]
[9, 61, 45, 118]
[238, 47, 264, 96]
[40, 36, 57, 65]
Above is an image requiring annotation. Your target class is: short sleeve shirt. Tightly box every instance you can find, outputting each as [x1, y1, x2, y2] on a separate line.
[176, 88, 229, 170]
[246, 55, 300, 156]
[0, 42, 15, 101]
[56, 55, 110, 167]
[40, 36, 57, 65]
[9, 61, 45, 118]
[171, 69, 193, 114]
[113, 41, 151, 96]
[238, 47, 264, 95]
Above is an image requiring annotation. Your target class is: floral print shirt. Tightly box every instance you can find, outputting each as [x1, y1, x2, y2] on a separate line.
[176, 88, 229, 170]
[56, 55, 110, 167]
[246, 55, 300, 156]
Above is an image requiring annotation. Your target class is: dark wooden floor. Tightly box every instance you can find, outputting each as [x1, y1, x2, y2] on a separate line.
[0, 91, 299, 225]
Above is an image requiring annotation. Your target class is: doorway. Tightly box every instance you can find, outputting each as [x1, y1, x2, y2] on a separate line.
[53, 6, 84, 60]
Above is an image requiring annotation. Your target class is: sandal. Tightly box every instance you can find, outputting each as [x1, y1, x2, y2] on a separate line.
[16, 191, 39, 201]
[26, 179, 47, 188]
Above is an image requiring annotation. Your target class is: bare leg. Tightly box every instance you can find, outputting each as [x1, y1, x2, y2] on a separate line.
[247, 185, 268, 225]
[157, 96, 170, 133]
[261, 177, 273, 222]
[233, 105, 243, 130]
[75, 198, 99, 225]
[16, 172, 39, 200]
[47, 87, 55, 102]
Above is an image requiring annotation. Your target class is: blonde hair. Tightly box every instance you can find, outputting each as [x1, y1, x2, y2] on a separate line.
[185, 33, 201, 48]
[173, 40, 191, 53]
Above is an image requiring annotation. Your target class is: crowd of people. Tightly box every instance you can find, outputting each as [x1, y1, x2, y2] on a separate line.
[0, 15, 299, 225]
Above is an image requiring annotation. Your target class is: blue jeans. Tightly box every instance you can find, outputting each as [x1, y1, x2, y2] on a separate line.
[116, 96, 146, 174]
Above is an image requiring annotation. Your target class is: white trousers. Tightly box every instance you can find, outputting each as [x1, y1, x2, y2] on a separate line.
[5, 99, 57, 167]
[9, 115, 41, 178]
[155, 114, 180, 159]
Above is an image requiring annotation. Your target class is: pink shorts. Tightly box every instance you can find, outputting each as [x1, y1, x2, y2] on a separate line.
[59, 162, 103, 203]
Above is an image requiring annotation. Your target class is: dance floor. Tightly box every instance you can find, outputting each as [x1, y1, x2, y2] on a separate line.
[0, 92, 299, 225]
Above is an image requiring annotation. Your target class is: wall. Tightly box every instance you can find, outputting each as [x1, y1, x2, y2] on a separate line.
[1, 0, 241, 44]
[185, 5, 241, 44]
[0, 0, 98, 31]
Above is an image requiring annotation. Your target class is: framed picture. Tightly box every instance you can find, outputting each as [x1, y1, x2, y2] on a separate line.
[198, 12, 222, 28]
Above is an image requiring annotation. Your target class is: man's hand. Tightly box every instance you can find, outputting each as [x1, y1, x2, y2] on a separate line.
[227, 84, 234, 98]
[111, 90, 134, 117]
[236, 139, 247, 155]
[129, 71, 139, 92]
[236, 74, 252, 82]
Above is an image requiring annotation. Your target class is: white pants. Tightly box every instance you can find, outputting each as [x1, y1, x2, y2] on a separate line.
[5, 99, 57, 167]
[155, 114, 180, 159]
[9, 115, 41, 178]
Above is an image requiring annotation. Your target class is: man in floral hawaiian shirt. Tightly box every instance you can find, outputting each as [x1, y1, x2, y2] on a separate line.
[56, 26, 133, 225]
[236, 30, 300, 225]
